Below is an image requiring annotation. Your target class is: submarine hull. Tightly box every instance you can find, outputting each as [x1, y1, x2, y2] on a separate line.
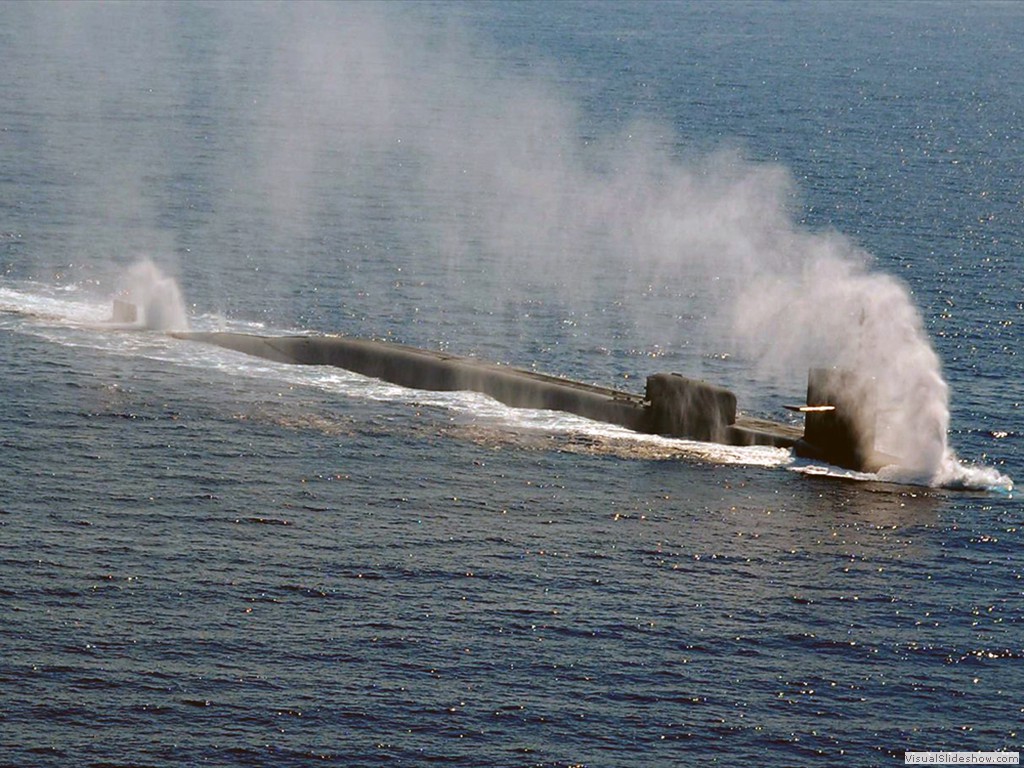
[173, 331, 801, 451]
[175, 332, 651, 433]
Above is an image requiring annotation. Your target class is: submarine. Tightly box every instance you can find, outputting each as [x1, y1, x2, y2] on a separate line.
[167, 326, 893, 473]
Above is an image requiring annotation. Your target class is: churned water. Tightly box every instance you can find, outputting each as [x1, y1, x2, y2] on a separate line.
[1, 2, 1021, 766]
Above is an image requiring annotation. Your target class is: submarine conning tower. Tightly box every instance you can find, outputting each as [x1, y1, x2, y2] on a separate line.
[791, 367, 888, 472]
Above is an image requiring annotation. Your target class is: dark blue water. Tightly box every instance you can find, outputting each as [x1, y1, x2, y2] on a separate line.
[1, 2, 1021, 766]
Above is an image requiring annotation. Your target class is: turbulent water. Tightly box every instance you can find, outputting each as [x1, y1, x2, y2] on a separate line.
[1, 2, 1021, 766]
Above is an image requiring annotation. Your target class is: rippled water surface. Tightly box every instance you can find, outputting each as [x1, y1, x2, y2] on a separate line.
[1, 2, 1021, 766]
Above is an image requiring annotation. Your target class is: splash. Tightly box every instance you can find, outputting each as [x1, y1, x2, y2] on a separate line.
[116, 259, 189, 332]
[793, 452, 1013, 494]
[732, 243, 947, 482]
[732, 246, 1016, 490]
[920, 452, 1013, 494]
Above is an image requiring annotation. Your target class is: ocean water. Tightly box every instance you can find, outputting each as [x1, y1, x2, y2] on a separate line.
[1, 2, 1021, 766]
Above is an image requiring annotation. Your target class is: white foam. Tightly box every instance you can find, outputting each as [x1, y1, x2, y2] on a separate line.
[789, 453, 1014, 494]
[0, 282, 109, 325]
[930, 452, 1014, 494]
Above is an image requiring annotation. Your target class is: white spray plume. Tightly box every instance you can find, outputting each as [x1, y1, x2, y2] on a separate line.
[240, 7, 1008, 488]
[118, 260, 189, 332]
